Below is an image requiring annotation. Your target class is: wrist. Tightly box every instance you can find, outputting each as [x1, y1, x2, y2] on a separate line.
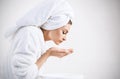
[45, 49, 51, 57]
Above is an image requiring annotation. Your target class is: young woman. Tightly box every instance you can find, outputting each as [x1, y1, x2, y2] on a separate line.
[4, 0, 74, 79]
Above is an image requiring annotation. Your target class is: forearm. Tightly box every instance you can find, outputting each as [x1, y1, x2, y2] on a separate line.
[35, 50, 50, 69]
[35, 47, 73, 69]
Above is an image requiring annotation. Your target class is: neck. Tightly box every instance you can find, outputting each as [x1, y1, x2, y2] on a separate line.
[41, 28, 50, 41]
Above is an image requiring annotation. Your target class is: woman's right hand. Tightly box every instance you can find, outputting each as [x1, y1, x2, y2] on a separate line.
[47, 47, 73, 58]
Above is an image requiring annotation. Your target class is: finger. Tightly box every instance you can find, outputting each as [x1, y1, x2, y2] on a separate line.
[59, 49, 73, 54]
[58, 53, 68, 58]
[68, 48, 73, 53]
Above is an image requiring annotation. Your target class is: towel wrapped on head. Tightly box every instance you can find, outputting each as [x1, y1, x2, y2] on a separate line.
[6, 0, 74, 37]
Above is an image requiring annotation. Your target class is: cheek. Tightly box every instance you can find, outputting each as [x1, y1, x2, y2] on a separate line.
[54, 31, 62, 40]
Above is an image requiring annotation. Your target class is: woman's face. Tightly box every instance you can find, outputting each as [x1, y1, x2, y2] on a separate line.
[49, 24, 71, 45]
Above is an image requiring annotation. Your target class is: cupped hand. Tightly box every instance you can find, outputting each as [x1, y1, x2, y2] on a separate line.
[47, 47, 73, 58]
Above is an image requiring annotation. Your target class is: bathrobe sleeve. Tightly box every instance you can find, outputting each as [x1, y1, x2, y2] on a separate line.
[11, 27, 44, 79]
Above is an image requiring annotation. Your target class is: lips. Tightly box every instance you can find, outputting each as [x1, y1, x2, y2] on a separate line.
[59, 40, 63, 43]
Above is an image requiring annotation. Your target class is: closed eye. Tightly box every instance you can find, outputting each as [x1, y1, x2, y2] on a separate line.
[63, 31, 66, 34]
[62, 30, 68, 34]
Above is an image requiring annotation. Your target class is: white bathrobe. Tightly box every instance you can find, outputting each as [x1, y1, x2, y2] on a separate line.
[4, 26, 45, 79]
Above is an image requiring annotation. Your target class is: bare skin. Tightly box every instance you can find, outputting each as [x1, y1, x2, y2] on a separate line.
[36, 23, 73, 69]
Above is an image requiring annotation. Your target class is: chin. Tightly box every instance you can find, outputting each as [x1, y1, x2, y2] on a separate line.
[55, 42, 61, 45]
[55, 43, 60, 45]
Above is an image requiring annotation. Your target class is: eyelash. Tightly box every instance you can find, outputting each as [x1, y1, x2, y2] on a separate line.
[63, 31, 66, 34]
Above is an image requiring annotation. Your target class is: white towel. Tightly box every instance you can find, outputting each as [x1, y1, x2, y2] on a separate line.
[6, 0, 74, 38]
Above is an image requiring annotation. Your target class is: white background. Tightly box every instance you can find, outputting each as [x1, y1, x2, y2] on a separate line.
[0, 0, 120, 79]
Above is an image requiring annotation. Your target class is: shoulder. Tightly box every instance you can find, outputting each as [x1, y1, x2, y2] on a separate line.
[18, 26, 42, 35]
[13, 26, 45, 45]
[15, 26, 43, 38]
